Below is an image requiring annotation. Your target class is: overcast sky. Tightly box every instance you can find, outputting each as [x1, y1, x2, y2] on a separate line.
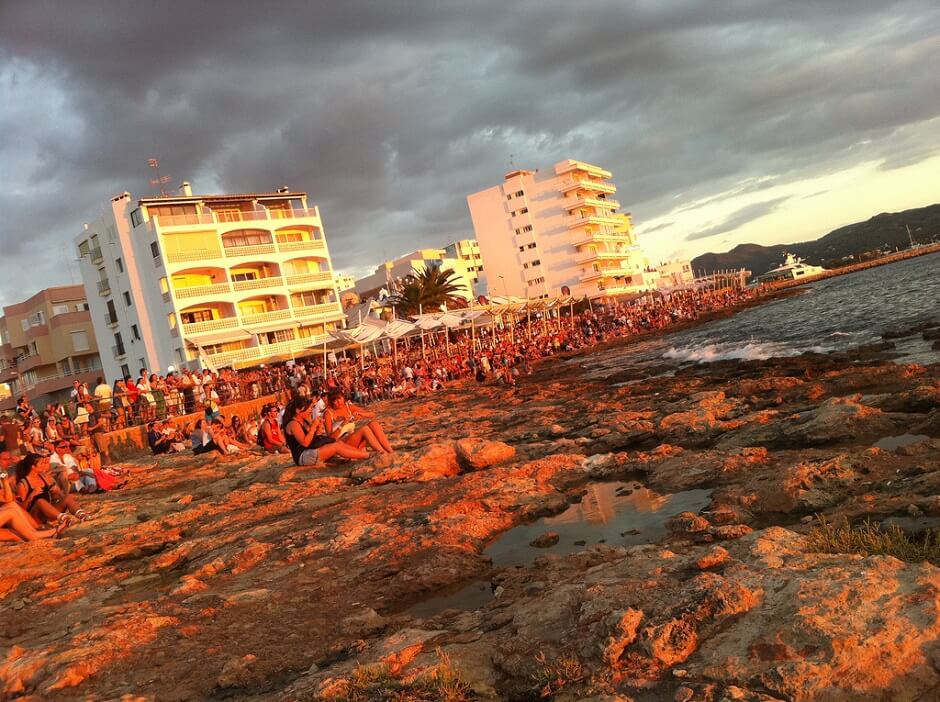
[2, 0, 939, 305]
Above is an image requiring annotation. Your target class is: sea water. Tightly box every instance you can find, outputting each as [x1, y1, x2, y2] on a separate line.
[583, 252, 940, 378]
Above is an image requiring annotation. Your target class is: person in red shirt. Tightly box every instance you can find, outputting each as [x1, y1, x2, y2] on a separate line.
[258, 404, 289, 454]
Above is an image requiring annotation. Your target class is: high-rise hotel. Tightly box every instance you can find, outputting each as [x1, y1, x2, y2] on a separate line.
[467, 160, 655, 299]
[75, 183, 345, 381]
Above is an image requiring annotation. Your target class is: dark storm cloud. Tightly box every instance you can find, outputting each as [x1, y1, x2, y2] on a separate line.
[1, 0, 940, 303]
[685, 197, 793, 242]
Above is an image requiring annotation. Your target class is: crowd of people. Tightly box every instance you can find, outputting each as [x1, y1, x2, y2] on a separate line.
[1, 286, 753, 543]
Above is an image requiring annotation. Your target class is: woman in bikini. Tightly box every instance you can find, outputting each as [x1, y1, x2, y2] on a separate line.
[1, 468, 61, 541]
[282, 397, 370, 467]
[323, 390, 394, 454]
[15, 453, 89, 527]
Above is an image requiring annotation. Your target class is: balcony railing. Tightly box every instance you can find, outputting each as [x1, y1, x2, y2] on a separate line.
[181, 317, 239, 335]
[97, 279, 111, 295]
[285, 271, 333, 287]
[174, 282, 233, 299]
[575, 249, 629, 264]
[292, 302, 342, 319]
[223, 243, 277, 258]
[571, 231, 634, 247]
[560, 178, 617, 195]
[232, 276, 284, 292]
[112, 343, 126, 358]
[563, 197, 621, 211]
[240, 309, 292, 326]
[567, 214, 623, 230]
[89, 246, 103, 262]
[277, 239, 326, 253]
[155, 208, 320, 228]
[104, 313, 119, 327]
[165, 248, 223, 264]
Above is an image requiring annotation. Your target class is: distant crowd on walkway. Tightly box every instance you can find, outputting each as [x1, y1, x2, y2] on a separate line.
[1, 285, 752, 542]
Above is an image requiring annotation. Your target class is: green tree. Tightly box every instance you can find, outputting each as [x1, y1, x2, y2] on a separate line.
[391, 266, 466, 316]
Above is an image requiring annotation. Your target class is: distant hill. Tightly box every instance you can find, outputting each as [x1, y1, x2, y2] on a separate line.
[691, 204, 940, 276]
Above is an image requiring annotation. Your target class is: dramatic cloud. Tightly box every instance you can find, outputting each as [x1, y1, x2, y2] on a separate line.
[1, 0, 940, 303]
[686, 197, 792, 241]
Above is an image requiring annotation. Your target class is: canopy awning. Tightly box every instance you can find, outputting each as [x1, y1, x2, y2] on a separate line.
[186, 329, 253, 346]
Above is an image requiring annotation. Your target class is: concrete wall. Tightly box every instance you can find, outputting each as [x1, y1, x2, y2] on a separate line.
[105, 393, 276, 460]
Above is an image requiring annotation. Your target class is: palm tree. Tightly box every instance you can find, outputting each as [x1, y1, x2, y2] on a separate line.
[391, 266, 467, 316]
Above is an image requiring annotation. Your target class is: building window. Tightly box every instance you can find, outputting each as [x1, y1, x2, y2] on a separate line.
[176, 348, 185, 365]
[522, 225, 533, 232]
[116, 257, 124, 273]
[231, 271, 258, 282]
[131, 209, 143, 227]
[131, 324, 141, 341]
[77, 240, 89, 257]
[120, 363, 131, 379]
[160, 277, 169, 294]
[167, 313, 177, 329]
[123, 291, 132, 307]
[518, 246, 525, 252]
[505, 194, 512, 201]
[70, 330, 90, 352]
[531, 259, 541, 267]
[527, 243, 536, 249]
[523, 263, 529, 269]
[514, 190, 524, 197]
[52, 304, 70, 316]
[181, 310, 214, 324]
[150, 241, 159, 258]
[77, 302, 89, 311]
[514, 228, 521, 235]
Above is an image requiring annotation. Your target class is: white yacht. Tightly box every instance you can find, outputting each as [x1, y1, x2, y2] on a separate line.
[757, 253, 827, 283]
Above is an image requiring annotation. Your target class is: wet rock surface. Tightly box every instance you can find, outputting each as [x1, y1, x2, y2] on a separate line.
[1, 326, 939, 701]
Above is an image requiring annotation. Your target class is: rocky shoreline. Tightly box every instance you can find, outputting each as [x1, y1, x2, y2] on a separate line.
[2, 314, 939, 701]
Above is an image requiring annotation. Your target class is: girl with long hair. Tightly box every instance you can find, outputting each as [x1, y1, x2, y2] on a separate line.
[281, 397, 369, 466]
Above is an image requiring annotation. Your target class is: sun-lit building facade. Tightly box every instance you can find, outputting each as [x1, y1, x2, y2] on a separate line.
[0, 285, 102, 411]
[467, 159, 652, 299]
[353, 241, 485, 302]
[334, 273, 356, 292]
[75, 183, 345, 381]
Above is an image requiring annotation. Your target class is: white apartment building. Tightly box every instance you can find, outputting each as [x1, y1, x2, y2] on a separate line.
[443, 239, 487, 297]
[467, 160, 652, 299]
[334, 273, 356, 292]
[75, 184, 345, 381]
[353, 240, 485, 302]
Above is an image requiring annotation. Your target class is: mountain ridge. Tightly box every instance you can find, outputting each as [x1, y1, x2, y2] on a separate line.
[690, 203, 940, 275]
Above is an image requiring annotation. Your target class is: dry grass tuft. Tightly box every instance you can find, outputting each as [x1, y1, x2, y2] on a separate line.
[314, 650, 473, 702]
[807, 516, 940, 567]
[531, 651, 586, 699]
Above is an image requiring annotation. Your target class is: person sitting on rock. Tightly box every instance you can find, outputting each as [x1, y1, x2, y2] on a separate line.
[191, 419, 223, 455]
[210, 419, 249, 455]
[258, 404, 289, 454]
[323, 390, 393, 454]
[15, 453, 89, 526]
[1, 454, 63, 540]
[282, 397, 369, 467]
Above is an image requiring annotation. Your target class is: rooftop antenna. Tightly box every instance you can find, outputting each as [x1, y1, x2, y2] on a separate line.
[148, 158, 172, 196]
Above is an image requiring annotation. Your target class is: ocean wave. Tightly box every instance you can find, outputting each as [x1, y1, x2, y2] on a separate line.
[662, 341, 835, 363]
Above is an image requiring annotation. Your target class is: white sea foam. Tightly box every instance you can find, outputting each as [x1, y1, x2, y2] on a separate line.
[662, 341, 834, 363]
